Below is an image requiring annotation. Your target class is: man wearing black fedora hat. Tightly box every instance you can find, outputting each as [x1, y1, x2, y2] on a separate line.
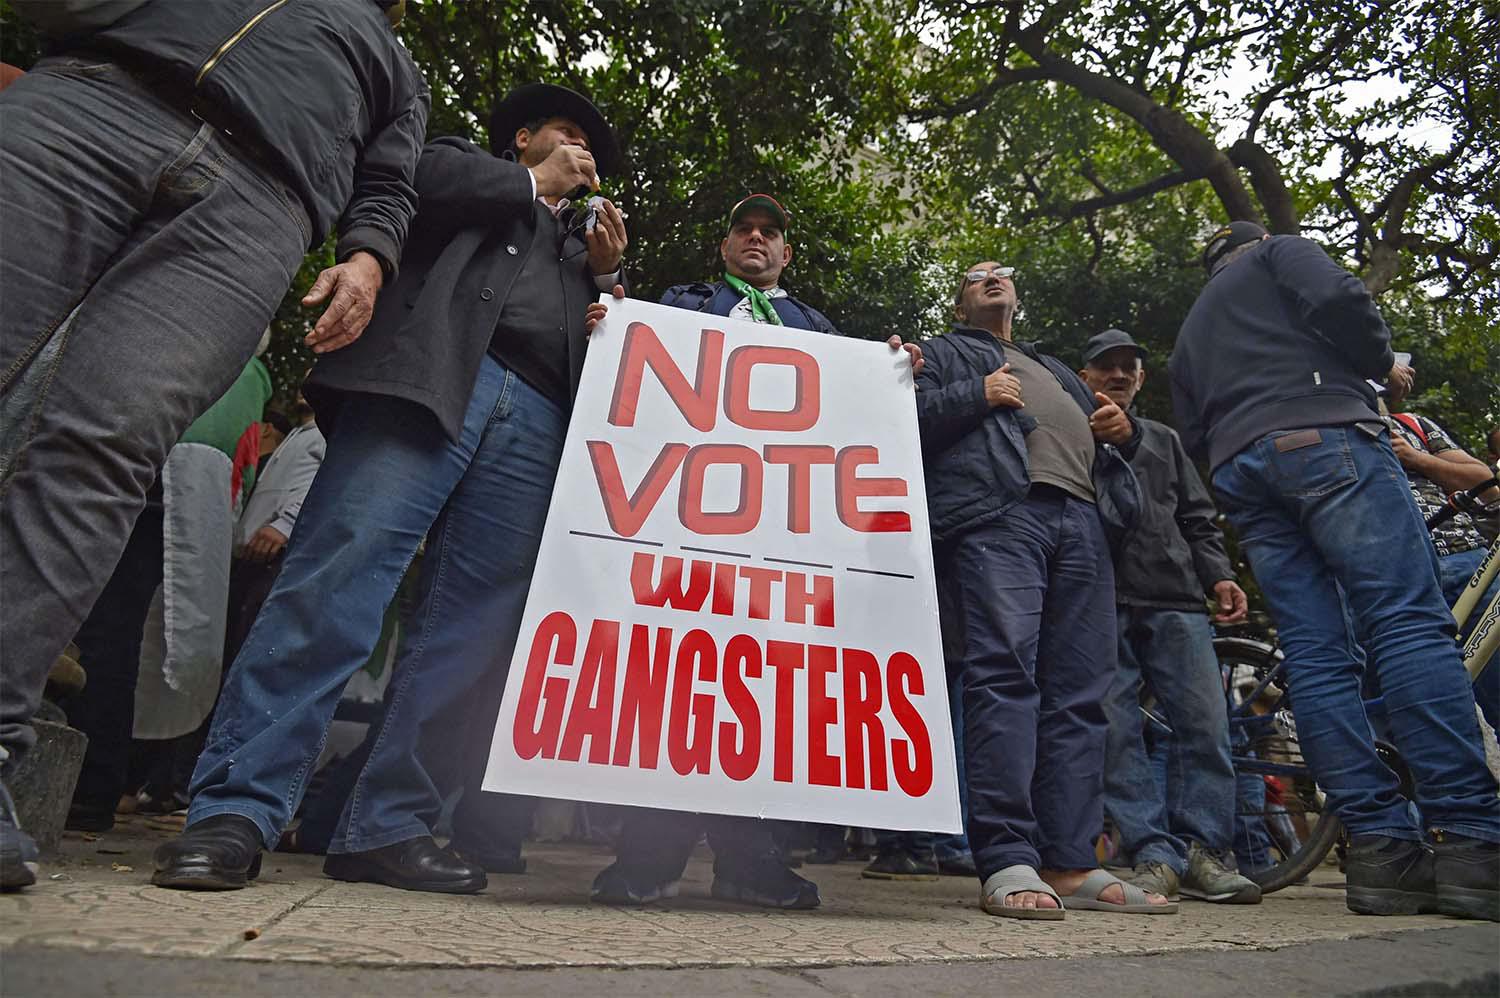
[153, 83, 629, 894]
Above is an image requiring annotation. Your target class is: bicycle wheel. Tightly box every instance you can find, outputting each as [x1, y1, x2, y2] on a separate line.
[1218, 637, 1343, 894]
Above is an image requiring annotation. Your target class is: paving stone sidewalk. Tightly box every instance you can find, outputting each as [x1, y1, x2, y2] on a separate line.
[1, 815, 1492, 971]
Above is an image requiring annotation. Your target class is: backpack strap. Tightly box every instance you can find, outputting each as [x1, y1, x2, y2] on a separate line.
[1391, 412, 1429, 447]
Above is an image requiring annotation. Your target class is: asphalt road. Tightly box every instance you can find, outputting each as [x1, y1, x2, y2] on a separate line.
[3, 923, 1497, 997]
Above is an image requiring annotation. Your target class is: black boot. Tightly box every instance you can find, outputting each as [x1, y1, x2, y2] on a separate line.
[1345, 834, 1438, 916]
[1431, 830, 1500, 922]
[711, 851, 820, 909]
[152, 814, 264, 890]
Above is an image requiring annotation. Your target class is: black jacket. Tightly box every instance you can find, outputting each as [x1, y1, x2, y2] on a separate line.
[1115, 416, 1235, 611]
[305, 137, 604, 441]
[915, 325, 1141, 546]
[660, 282, 842, 336]
[82, 0, 428, 273]
[1169, 235, 1393, 472]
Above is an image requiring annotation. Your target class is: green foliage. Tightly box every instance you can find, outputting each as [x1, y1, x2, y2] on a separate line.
[2, 0, 1491, 446]
[397, 0, 941, 342]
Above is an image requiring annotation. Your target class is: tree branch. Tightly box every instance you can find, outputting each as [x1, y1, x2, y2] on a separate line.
[1022, 167, 1200, 220]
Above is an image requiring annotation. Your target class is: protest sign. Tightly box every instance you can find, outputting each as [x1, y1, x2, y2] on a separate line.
[482, 296, 960, 832]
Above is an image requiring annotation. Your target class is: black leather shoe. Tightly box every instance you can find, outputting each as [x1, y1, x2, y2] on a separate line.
[323, 836, 487, 894]
[152, 814, 264, 890]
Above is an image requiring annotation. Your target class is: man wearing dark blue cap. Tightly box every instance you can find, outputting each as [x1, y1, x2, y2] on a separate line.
[1079, 329, 1259, 905]
[1170, 223, 1499, 920]
[152, 83, 629, 894]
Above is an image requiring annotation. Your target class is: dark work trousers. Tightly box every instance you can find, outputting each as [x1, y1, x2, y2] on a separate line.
[616, 808, 780, 884]
[444, 635, 537, 863]
[64, 499, 165, 817]
[941, 485, 1117, 881]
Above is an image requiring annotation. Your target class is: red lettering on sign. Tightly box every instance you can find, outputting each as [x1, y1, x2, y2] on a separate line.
[834, 445, 912, 533]
[678, 443, 763, 535]
[668, 629, 717, 775]
[765, 640, 805, 783]
[513, 611, 575, 761]
[612, 624, 673, 769]
[558, 619, 619, 764]
[887, 652, 933, 796]
[738, 565, 781, 620]
[711, 561, 737, 616]
[784, 571, 835, 627]
[718, 634, 762, 781]
[723, 344, 821, 431]
[630, 551, 710, 610]
[587, 440, 687, 537]
[763, 444, 835, 533]
[609, 322, 723, 431]
[806, 645, 841, 787]
[841, 648, 887, 790]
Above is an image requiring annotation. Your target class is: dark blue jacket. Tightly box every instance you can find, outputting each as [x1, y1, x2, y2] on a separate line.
[915, 325, 1141, 546]
[660, 282, 841, 335]
[1169, 235, 1393, 472]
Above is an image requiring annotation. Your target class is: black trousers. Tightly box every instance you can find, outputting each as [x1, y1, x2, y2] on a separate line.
[64, 501, 165, 815]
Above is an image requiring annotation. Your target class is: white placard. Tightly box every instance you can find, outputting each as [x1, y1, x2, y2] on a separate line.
[482, 296, 960, 832]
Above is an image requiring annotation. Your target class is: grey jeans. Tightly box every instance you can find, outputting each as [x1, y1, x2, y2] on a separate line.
[0, 56, 309, 773]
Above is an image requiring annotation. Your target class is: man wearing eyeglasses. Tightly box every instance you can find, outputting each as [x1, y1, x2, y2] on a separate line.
[587, 193, 920, 910]
[153, 83, 628, 895]
[914, 263, 1172, 919]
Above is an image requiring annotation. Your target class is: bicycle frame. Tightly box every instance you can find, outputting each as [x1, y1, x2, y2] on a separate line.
[1453, 536, 1499, 682]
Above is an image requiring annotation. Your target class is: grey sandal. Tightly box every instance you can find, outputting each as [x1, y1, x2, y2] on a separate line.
[1059, 869, 1179, 914]
[981, 864, 1066, 920]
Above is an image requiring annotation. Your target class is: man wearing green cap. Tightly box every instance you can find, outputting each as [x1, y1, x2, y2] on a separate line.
[655, 194, 839, 332]
[588, 193, 920, 910]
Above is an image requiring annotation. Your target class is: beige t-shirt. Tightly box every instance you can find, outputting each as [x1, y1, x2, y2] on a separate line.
[1006, 349, 1096, 502]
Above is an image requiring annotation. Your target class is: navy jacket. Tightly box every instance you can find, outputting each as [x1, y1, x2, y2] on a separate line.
[1169, 235, 1393, 472]
[915, 326, 1141, 546]
[660, 282, 841, 336]
[81, 0, 429, 273]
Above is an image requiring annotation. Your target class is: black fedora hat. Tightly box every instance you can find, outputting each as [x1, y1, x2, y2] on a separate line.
[488, 83, 622, 178]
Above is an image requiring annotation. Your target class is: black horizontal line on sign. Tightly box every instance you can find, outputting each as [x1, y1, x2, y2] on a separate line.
[569, 530, 663, 547]
[764, 556, 834, 569]
[847, 566, 916, 580]
[681, 544, 752, 558]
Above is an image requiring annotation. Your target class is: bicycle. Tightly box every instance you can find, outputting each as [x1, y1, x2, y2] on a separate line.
[1140, 476, 1499, 894]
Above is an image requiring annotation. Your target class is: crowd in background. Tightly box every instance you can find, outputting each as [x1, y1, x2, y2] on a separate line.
[1, 0, 1496, 924]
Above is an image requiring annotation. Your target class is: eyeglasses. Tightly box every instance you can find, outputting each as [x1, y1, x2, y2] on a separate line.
[965, 266, 1015, 283]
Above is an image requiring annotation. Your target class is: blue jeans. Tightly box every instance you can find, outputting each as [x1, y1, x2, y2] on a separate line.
[942, 486, 1116, 879]
[1102, 607, 1236, 873]
[1439, 546, 1500, 732]
[188, 357, 566, 851]
[1212, 426, 1499, 843]
[0, 58, 308, 772]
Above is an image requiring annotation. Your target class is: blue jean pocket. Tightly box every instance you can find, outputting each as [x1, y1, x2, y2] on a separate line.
[1264, 427, 1357, 498]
